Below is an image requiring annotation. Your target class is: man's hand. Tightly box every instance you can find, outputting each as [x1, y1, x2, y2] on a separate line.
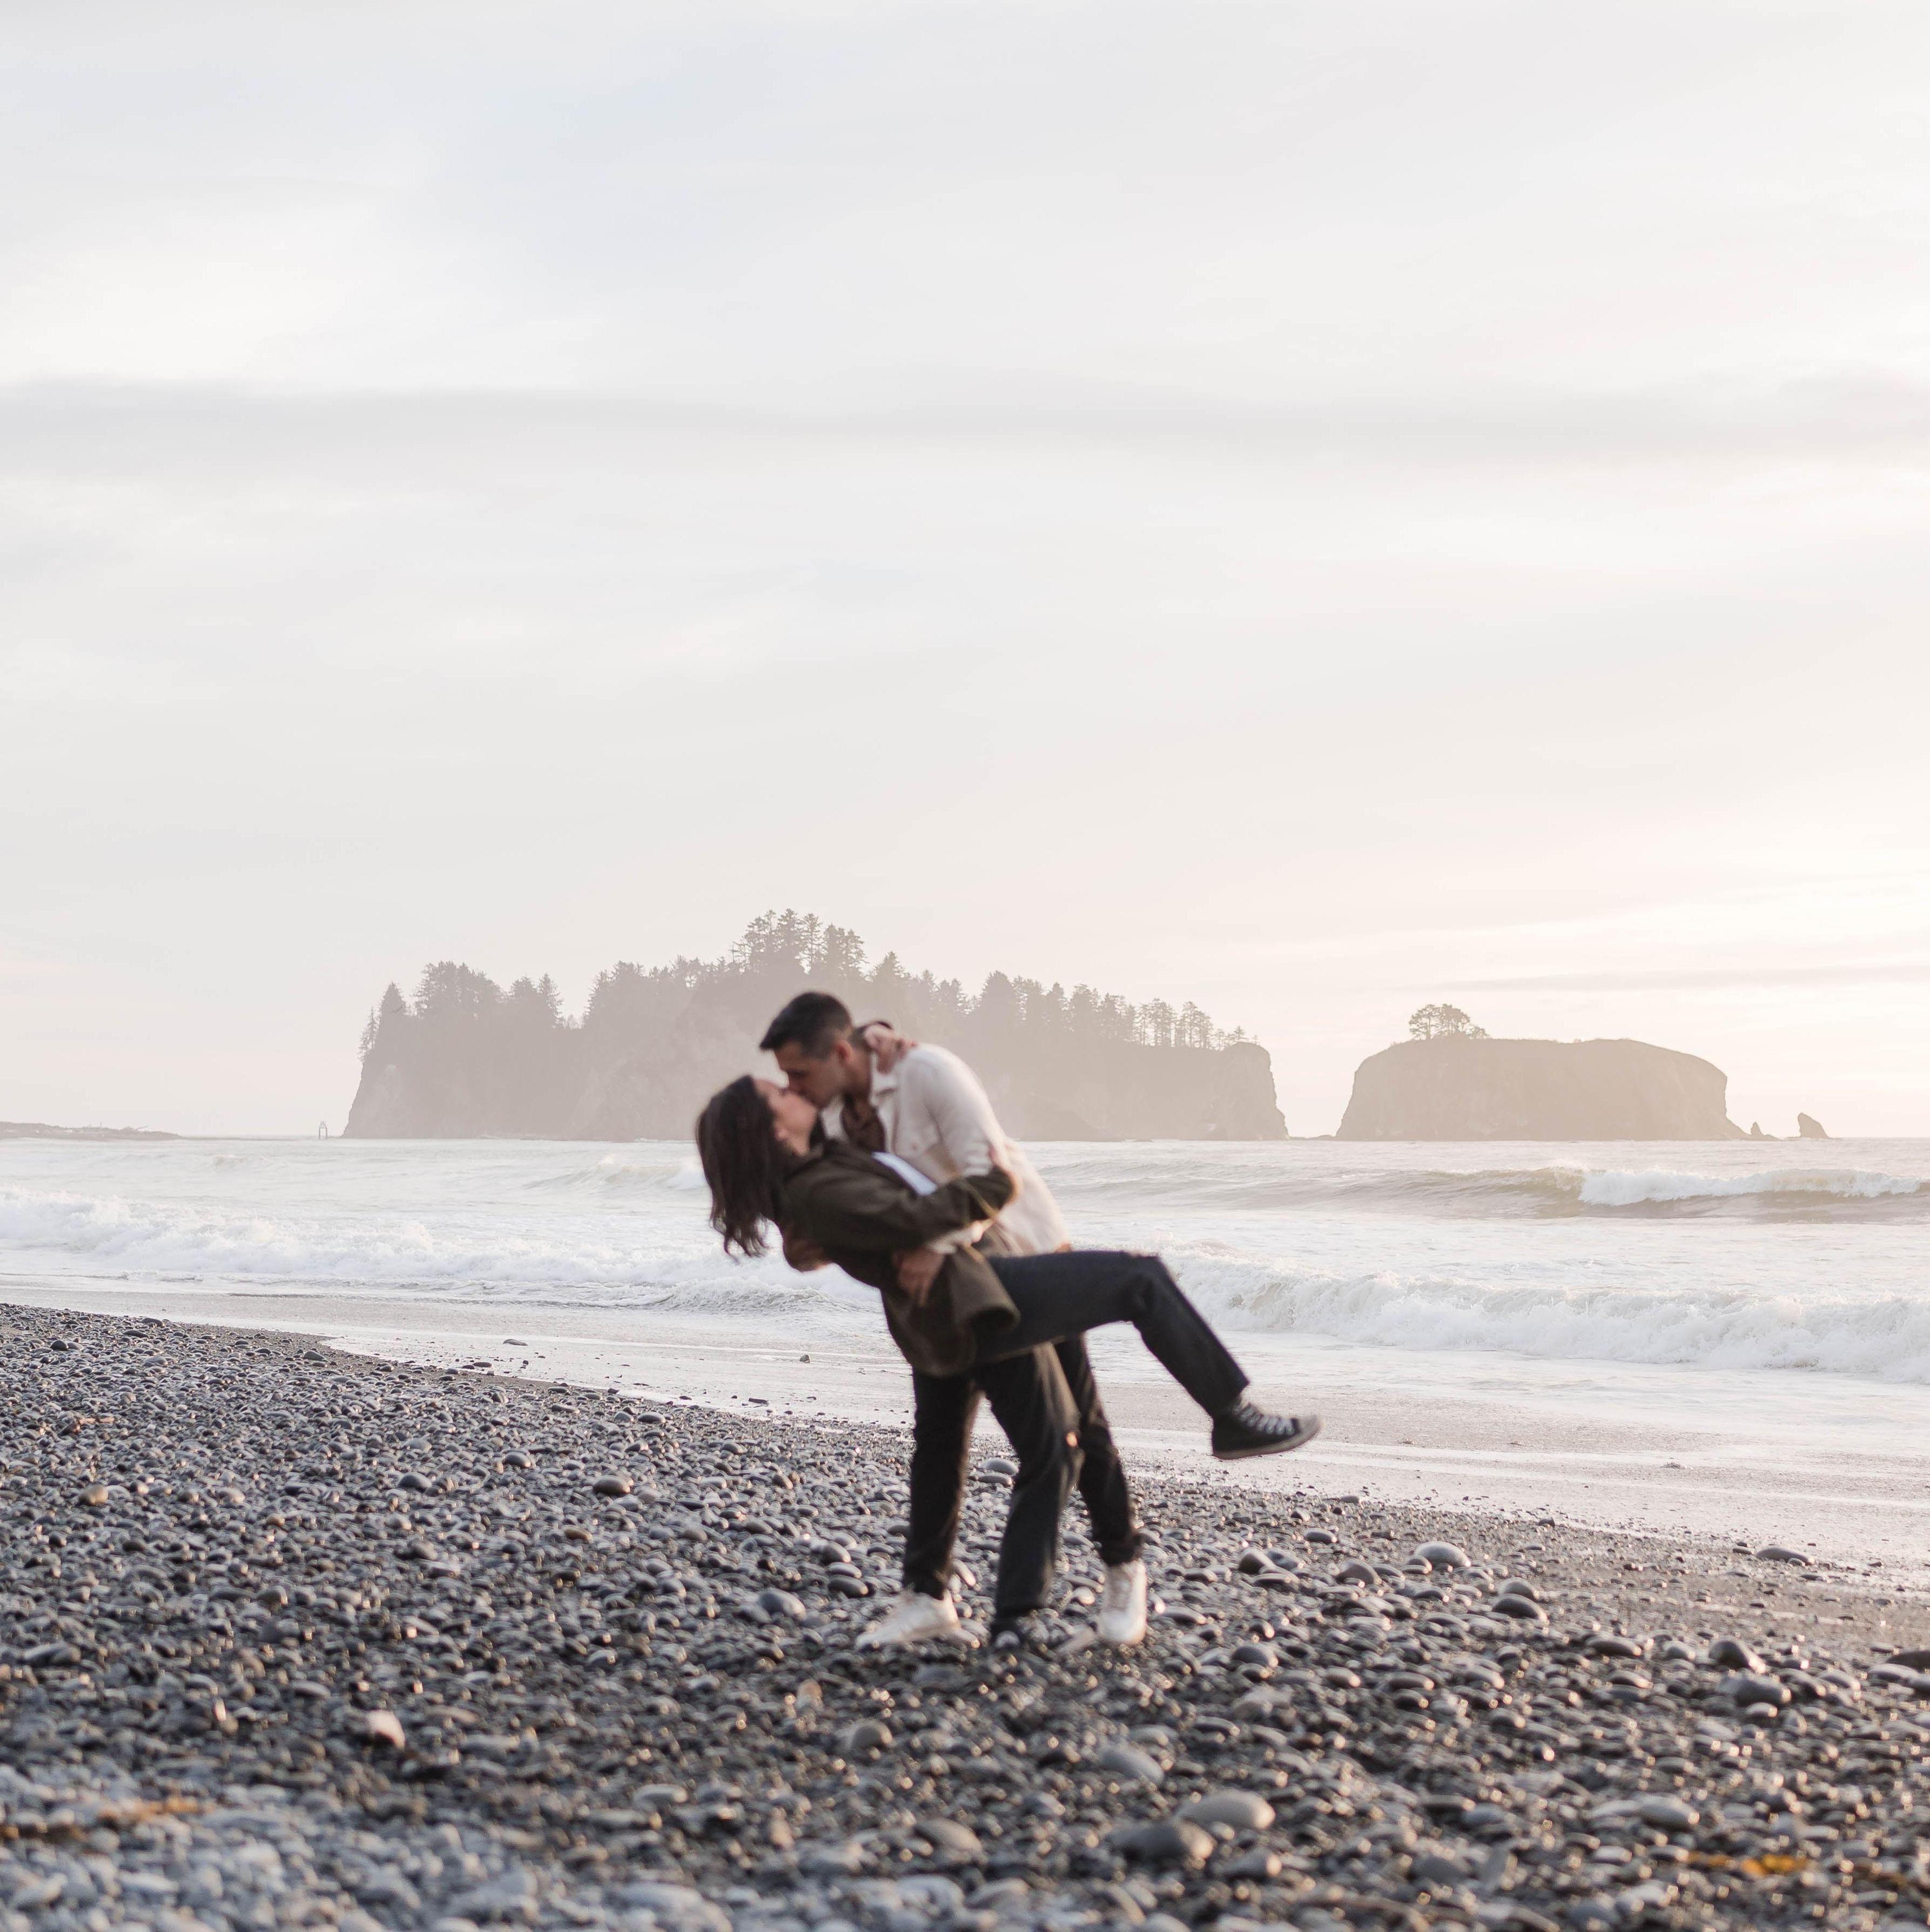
[782, 1230, 830, 1273]
[893, 1246, 944, 1305]
[860, 1022, 918, 1072]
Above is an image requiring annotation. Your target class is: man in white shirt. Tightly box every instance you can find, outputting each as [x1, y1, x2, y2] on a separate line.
[763, 990, 1148, 1651]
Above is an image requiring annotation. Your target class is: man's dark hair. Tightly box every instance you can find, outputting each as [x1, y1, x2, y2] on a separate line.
[759, 991, 853, 1058]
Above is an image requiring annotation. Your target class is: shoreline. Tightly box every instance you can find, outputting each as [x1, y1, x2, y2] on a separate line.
[7, 1278, 1930, 1585]
[4, 1300, 1930, 1931]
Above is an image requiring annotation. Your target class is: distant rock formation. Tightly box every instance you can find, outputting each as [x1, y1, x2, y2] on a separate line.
[0, 1121, 176, 1142]
[1797, 1112, 1830, 1139]
[345, 912, 1287, 1142]
[1748, 1121, 1770, 1139]
[1336, 1036, 1747, 1141]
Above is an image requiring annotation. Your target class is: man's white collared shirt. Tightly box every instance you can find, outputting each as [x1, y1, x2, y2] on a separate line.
[824, 1044, 1070, 1257]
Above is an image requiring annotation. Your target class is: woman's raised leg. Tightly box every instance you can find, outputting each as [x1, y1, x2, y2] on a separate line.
[981, 1250, 1321, 1461]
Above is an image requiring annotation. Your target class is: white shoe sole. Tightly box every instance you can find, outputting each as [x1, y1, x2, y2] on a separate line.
[856, 1620, 965, 1651]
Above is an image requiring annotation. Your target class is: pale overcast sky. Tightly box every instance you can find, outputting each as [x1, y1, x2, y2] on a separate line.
[4, 0, 1928, 1135]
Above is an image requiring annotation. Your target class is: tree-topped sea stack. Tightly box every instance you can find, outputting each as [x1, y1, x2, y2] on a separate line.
[1338, 1009, 1747, 1141]
[345, 912, 1287, 1141]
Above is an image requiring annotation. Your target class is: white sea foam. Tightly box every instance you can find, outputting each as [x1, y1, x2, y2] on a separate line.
[1167, 1244, 1930, 1383]
[1027, 1146, 1930, 1219]
[5, 1135, 1930, 1390]
[523, 1153, 708, 1193]
[1572, 1165, 1926, 1208]
[0, 1182, 864, 1325]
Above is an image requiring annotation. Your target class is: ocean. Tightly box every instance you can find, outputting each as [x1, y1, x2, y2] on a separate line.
[6, 1135, 1929, 1557]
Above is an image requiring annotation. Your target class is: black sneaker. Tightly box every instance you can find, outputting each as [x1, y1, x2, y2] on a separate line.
[988, 1613, 1047, 1654]
[1211, 1404, 1322, 1461]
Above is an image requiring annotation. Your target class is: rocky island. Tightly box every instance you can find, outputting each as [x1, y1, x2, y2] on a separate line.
[1338, 1031, 1747, 1142]
[346, 913, 1286, 1142]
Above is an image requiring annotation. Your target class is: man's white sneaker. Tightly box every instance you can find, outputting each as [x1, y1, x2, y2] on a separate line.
[855, 1590, 963, 1649]
[1095, 1559, 1149, 1647]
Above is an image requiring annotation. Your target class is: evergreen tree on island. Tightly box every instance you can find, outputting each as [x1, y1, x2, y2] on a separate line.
[1408, 1003, 1489, 1041]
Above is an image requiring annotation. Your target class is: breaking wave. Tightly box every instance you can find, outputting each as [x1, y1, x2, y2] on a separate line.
[521, 1152, 710, 1195]
[1030, 1149, 1930, 1222]
[1571, 1166, 1925, 1210]
[0, 1182, 861, 1326]
[1170, 1245, 1930, 1384]
[6, 1135, 1930, 1385]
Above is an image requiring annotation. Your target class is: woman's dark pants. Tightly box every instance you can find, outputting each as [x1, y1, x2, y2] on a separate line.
[985, 1249, 1249, 1413]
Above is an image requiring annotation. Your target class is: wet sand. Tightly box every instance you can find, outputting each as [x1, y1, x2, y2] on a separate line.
[6, 1280, 1928, 1585]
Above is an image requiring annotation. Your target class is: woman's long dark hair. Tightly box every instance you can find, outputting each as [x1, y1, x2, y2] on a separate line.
[695, 1075, 786, 1257]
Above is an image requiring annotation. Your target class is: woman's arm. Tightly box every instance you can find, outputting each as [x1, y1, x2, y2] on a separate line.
[791, 1159, 1015, 1260]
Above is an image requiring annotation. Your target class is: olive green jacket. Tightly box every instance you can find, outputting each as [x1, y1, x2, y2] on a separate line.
[777, 1141, 1018, 1377]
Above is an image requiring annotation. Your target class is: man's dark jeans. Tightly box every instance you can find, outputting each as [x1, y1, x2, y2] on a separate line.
[903, 1338, 1142, 1621]
[984, 1249, 1249, 1416]
[901, 1251, 1246, 1622]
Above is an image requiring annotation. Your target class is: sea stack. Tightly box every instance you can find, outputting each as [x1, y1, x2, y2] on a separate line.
[1337, 1035, 1747, 1140]
[1797, 1111, 1830, 1138]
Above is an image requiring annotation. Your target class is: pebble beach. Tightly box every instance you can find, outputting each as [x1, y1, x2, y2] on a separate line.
[4, 1303, 1929, 1932]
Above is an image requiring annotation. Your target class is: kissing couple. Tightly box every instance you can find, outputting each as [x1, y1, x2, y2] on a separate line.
[695, 992, 1320, 1655]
